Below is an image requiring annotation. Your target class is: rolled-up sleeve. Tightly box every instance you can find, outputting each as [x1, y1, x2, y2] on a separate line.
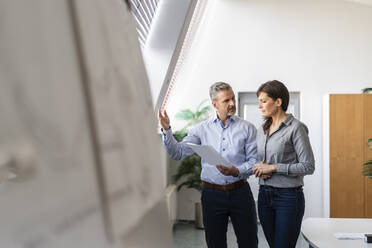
[276, 124, 315, 175]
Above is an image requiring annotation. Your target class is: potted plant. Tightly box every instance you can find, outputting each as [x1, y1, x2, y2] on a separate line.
[172, 99, 211, 229]
[363, 138, 372, 179]
[362, 88, 372, 93]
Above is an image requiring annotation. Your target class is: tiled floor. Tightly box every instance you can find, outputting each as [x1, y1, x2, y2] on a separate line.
[173, 221, 309, 248]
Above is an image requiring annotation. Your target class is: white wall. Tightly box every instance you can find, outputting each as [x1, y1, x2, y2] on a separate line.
[166, 0, 372, 218]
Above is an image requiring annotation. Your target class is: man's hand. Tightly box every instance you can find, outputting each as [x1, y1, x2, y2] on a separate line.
[158, 109, 170, 130]
[216, 165, 239, 176]
[253, 161, 277, 178]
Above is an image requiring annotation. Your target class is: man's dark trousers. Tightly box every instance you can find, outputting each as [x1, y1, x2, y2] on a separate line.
[201, 182, 258, 248]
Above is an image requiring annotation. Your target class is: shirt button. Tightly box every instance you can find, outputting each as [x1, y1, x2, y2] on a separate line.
[223, 138, 225, 140]
[222, 148, 225, 151]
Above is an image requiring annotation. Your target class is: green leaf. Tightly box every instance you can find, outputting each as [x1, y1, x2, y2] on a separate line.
[367, 138, 372, 149]
[174, 99, 212, 134]
[199, 105, 212, 115]
[175, 109, 194, 121]
[363, 160, 372, 177]
[362, 88, 372, 93]
[364, 160, 372, 166]
[195, 106, 212, 119]
[196, 99, 209, 112]
[173, 129, 187, 142]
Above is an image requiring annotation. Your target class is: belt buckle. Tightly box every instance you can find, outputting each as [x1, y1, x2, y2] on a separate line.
[222, 184, 228, 190]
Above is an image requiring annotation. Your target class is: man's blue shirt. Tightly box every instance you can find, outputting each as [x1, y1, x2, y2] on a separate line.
[162, 114, 258, 185]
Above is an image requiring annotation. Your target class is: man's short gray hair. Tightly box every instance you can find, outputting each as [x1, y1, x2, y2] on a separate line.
[209, 82, 232, 100]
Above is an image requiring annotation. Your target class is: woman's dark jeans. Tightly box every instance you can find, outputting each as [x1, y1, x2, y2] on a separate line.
[258, 185, 305, 248]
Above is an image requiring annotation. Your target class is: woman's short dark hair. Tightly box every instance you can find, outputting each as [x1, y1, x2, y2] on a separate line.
[256, 80, 290, 134]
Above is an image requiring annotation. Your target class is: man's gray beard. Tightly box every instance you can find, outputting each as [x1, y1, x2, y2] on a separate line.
[227, 109, 236, 116]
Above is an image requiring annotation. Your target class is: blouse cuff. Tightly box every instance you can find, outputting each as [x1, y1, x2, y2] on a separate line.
[276, 163, 289, 175]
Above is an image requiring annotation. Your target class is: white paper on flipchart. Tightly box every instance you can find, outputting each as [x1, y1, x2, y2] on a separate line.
[186, 143, 232, 166]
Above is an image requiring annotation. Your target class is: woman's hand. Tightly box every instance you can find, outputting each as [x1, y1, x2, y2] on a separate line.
[253, 161, 277, 178]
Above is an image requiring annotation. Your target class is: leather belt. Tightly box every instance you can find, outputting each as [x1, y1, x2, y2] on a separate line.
[202, 179, 247, 191]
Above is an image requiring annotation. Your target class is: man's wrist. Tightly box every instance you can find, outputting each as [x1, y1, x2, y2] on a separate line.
[271, 164, 277, 173]
[233, 167, 240, 177]
[161, 126, 171, 132]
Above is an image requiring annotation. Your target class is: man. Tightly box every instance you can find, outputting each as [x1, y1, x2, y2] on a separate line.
[158, 82, 259, 248]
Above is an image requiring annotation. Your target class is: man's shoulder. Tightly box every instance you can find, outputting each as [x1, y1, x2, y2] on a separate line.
[190, 116, 214, 130]
[202, 115, 215, 125]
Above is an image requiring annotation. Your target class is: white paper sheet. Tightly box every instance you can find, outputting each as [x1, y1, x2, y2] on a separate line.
[186, 143, 232, 166]
[334, 233, 365, 240]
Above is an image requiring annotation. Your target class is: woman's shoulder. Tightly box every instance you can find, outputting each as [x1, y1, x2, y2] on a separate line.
[289, 117, 309, 134]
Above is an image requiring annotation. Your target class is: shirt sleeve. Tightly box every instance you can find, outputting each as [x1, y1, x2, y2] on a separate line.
[276, 123, 315, 176]
[161, 126, 201, 161]
[237, 124, 259, 178]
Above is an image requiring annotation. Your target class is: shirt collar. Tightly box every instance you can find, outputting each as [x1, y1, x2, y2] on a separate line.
[212, 112, 237, 123]
[282, 113, 294, 126]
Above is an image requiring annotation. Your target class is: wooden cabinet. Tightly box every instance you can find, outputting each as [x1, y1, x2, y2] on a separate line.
[330, 94, 372, 218]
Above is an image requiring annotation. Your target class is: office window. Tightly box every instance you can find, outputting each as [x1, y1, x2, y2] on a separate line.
[128, 0, 160, 45]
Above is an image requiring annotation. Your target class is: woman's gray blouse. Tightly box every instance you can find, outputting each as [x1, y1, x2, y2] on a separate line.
[256, 114, 315, 188]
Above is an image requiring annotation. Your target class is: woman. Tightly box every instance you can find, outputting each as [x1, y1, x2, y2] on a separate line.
[253, 80, 315, 248]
